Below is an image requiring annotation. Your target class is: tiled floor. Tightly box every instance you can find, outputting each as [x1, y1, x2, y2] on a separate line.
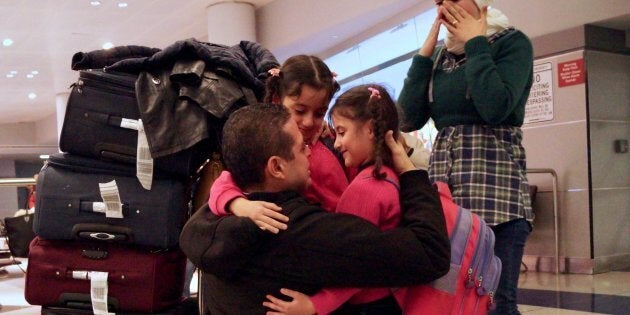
[1, 259, 629, 314]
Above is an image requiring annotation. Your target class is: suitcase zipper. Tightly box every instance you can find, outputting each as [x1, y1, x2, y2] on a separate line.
[76, 71, 136, 96]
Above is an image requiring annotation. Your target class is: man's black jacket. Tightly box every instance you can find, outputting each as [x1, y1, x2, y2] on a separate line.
[180, 170, 450, 314]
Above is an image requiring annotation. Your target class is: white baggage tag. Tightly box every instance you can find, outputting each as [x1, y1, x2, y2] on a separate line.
[71, 270, 90, 280]
[92, 202, 107, 214]
[98, 180, 124, 219]
[90, 271, 114, 315]
[120, 118, 139, 131]
[136, 119, 154, 190]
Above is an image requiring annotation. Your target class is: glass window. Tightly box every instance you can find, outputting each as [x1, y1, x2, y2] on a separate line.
[325, 7, 442, 149]
[326, 46, 362, 82]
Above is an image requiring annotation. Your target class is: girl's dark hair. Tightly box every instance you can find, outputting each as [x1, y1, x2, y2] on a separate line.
[328, 84, 399, 180]
[264, 55, 340, 104]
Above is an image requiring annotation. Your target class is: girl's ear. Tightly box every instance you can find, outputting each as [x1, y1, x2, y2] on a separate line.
[365, 119, 376, 140]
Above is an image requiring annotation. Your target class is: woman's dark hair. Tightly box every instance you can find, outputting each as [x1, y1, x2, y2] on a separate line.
[328, 84, 399, 180]
[264, 55, 340, 104]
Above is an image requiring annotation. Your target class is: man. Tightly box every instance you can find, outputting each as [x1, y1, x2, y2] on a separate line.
[180, 104, 450, 314]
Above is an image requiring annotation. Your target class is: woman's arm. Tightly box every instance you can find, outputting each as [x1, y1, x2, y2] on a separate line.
[465, 31, 534, 124]
[397, 55, 434, 132]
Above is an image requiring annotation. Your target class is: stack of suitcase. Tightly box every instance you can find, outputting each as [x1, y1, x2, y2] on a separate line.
[25, 69, 207, 314]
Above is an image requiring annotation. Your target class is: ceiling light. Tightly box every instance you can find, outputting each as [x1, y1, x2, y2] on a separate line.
[90, 1, 101, 6]
[118, 2, 128, 8]
[102, 42, 114, 49]
[2, 38, 13, 46]
[6, 74, 14, 78]
[10, 70, 17, 74]
[39, 155, 50, 159]
[28, 93, 37, 100]
[31, 70, 39, 75]
[27, 74, 34, 79]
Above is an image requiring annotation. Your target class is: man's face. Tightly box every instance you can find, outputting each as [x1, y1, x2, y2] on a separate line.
[281, 119, 312, 191]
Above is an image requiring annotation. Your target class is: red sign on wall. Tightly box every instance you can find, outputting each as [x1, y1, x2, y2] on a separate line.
[558, 59, 585, 87]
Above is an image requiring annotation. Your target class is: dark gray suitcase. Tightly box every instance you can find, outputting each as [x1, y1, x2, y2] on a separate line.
[34, 153, 188, 248]
[59, 69, 212, 179]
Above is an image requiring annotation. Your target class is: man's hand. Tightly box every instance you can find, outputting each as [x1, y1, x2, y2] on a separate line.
[385, 130, 416, 174]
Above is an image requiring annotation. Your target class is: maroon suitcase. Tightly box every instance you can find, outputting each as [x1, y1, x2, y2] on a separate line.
[25, 237, 187, 313]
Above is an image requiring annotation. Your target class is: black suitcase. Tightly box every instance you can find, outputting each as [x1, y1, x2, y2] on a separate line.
[34, 153, 188, 248]
[59, 69, 210, 178]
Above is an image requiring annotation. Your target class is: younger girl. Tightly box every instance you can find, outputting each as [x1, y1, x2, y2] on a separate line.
[263, 84, 404, 315]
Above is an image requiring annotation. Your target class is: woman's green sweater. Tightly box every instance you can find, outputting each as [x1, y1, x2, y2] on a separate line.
[398, 30, 533, 131]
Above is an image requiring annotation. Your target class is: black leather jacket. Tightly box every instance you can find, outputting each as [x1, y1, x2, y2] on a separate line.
[71, 39, 279, 157]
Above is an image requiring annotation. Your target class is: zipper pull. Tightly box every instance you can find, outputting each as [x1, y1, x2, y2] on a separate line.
[488, 291, 496, 310]
[465, 268, 475, 288]
[76, 79, 84, 93]
[477, 275, 483, 288]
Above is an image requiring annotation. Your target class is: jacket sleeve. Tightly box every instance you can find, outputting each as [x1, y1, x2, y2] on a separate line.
[179, 204, 269, 278]
[465, 32, 534, 124]
[397, 54, 434, 132]
[208, 170, 246, 216]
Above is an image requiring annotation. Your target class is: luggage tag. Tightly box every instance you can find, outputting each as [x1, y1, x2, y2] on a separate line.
[90, 271, 115, 315]
[98, 180, 124, 219]
[120, 118, 154, 190]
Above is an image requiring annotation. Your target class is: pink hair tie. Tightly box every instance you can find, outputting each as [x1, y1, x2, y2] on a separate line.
[368, 87, 381, 99]
[331, 71, 338, 78]
[268, 68, 281, 77]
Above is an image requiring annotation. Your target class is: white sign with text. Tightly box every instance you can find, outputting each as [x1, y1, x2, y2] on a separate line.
[525, 62, 554, 124]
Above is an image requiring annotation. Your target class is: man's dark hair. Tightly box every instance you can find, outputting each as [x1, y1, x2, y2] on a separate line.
[221, 103, 295, 189]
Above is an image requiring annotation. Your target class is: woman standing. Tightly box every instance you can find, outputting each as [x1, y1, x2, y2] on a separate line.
[398, 1, 534, 314]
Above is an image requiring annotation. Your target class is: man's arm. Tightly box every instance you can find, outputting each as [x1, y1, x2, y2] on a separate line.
[181, 170, 449, 288]
[283, 169, 450, 287]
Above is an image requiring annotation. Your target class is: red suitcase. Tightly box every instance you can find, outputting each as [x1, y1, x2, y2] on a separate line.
[25, 237, 187, 313]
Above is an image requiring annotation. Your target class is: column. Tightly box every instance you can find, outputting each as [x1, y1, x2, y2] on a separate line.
[206, 1, 256, 45]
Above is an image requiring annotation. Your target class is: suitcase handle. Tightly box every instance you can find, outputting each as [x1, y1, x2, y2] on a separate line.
[58, 293, 120, 311]
[79, 201, 128, 216]
[72, 223, 134, 243]
[83, 110, 127, 129]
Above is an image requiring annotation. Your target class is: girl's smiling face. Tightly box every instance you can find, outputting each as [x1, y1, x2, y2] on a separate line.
[282, 85, 329, 145]
[331, 111, 375, 169]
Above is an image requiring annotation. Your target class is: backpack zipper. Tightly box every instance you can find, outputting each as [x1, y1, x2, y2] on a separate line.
[485, 256, 502, 311]
[474, 222, 496, 293]
[465, 216, 484, 289]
